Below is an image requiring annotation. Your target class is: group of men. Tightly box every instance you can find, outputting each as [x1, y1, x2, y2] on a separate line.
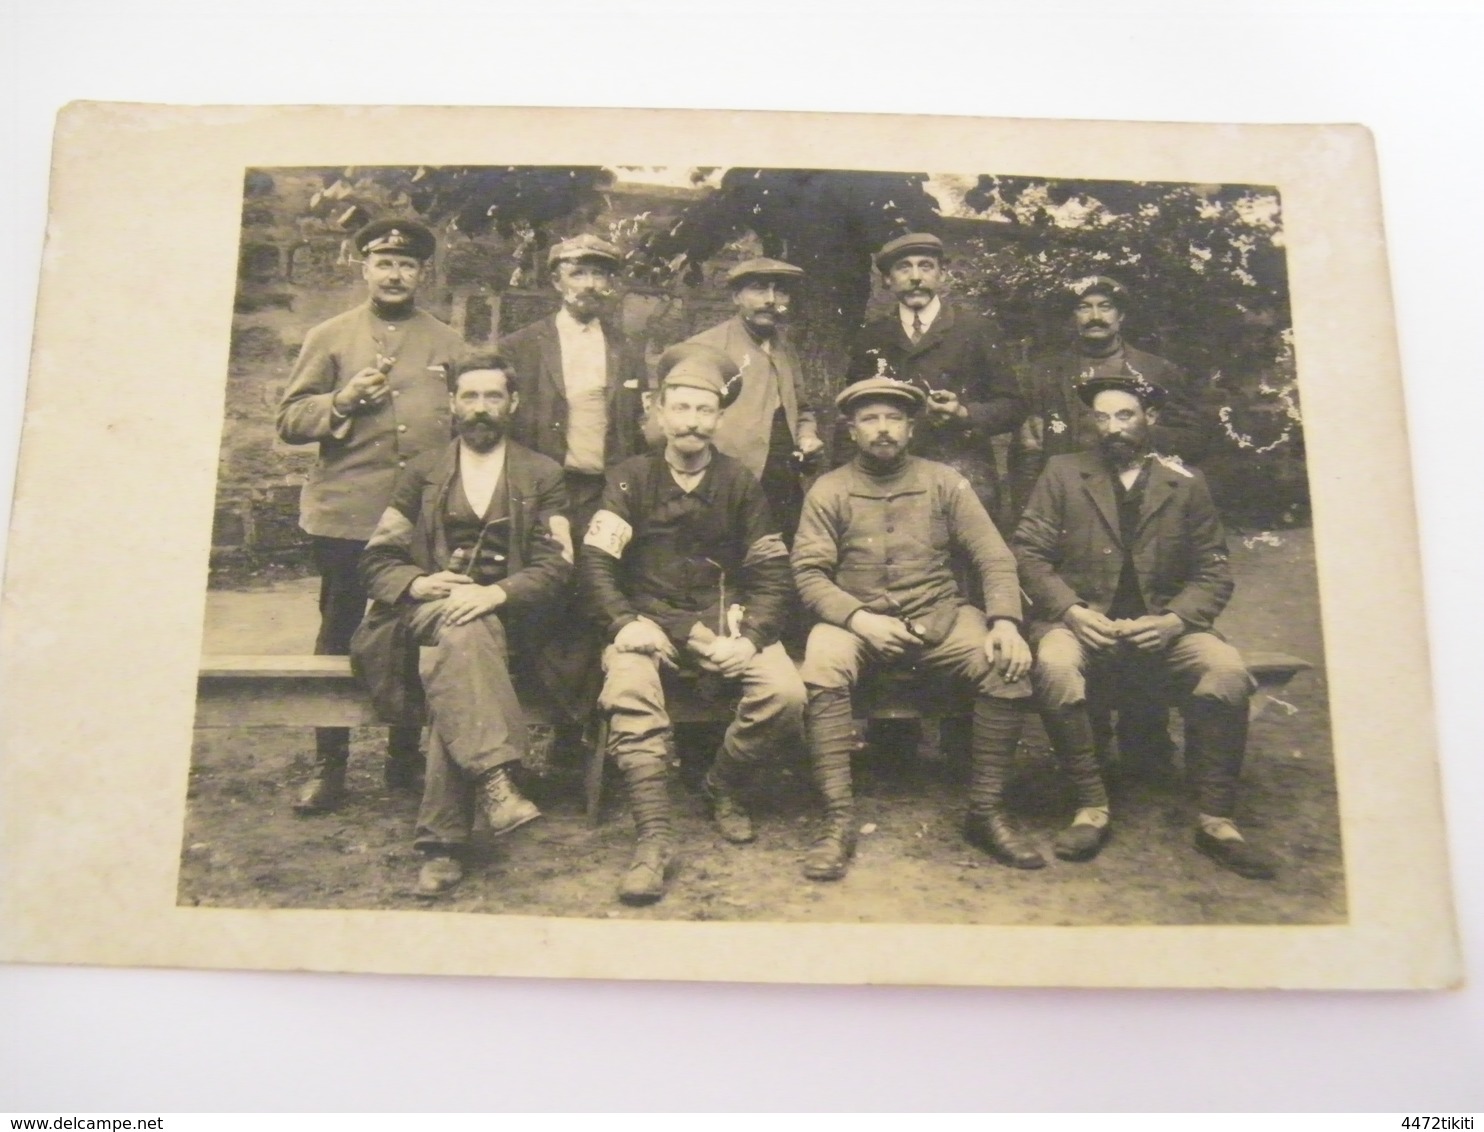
[274, 218, 1277, 905]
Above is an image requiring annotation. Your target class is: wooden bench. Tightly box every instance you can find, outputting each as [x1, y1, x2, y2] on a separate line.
[198, 649, 1313, 823]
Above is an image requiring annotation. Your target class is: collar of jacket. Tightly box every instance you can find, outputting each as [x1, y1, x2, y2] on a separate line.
[1073, 450, 1184, 546]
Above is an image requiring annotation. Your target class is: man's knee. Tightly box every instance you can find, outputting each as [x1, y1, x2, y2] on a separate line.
[798, 623, 861, 690]
[598, 647, 667, 719]
[1030, 627, 1087, 709]
[741, 644, 807, 721]
[1181, 636, 1254, 707]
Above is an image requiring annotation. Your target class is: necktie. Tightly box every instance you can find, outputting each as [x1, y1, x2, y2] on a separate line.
[910, 313, 924, 343]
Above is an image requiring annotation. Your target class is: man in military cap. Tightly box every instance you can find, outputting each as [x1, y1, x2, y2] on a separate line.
[791, 375, 1034, 881]
[351, 355, 571, 896]
[581, 343, 804, 905]
[501, 234, 650, 546]
[1011, 274, 1208, 776]
[684, 257, 824, 542]
[277, 217, 465, 813]
[1011, 274, 1205, 514]
[1011, 375, 1278, 879]
[843, 232, 1026, 529]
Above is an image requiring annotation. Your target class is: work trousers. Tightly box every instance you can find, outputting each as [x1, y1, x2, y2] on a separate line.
[598, 641, 806, 776]
[403, 600, 527, 851]
[799, 604, 1032, 701]
[1031, 624, 1255, 815]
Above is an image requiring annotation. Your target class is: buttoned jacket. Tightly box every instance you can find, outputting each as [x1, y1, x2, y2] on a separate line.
[792, 456, 1022, 644]
[1011, 450, 1233, 631]
[277, 303, 466, 541]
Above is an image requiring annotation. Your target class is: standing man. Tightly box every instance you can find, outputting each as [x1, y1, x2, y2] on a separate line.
[277, 218, 465, 813]
[581, 343, 804, 906]
[501, 234, 650, 547]
[685, 257, 824, 542]
[1011, 274, 1205, 514]
[1012, 375, 1277, 879]
[792, 376, 1034, 882]
[351, 355, 571, 897]
[844, 232, 1025, 528]
[1011, 274, 1208, 774]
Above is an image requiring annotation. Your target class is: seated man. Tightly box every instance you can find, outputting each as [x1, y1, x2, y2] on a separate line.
[1011, 374, 1277, 879]
[791, 376, 1033, 882]
[351, 355, 571, 897]
[581, 343, 805, 906]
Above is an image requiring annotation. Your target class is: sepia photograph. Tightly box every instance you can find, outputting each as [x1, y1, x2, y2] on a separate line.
[0, 104, 1457, 990]
[188, 163, 1338, 927]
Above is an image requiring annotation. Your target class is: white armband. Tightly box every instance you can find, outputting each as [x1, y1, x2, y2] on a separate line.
[583, 509, 633, 558]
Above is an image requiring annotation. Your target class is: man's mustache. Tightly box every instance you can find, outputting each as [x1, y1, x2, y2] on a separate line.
[1083, 320, 1111, 329]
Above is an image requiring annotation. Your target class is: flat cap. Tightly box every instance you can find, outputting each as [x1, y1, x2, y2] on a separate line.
[835, 375, 928, 416]
[726, 257, 805, 286]
[355, 218, 437, 261]
[874, 231, 946, 273]
[1076, 372, 1167, 410]
[1066, 274, 1130, 305]
[548, 233, 622, 270]
[655, 343, 743, 409]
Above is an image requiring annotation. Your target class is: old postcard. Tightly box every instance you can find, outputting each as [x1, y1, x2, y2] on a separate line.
[0, 103, 1459, 987]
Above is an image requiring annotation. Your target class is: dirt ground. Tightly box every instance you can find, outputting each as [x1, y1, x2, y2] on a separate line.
[179, 527, 1343, 926]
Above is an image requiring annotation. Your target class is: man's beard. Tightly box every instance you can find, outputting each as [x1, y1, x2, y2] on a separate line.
[458, 415, 506, 453]
[1099, 434, 1146, 470]
[858, 436, 907, 471]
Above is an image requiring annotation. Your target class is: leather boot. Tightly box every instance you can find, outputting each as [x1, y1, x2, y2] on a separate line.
[295, 728, 349, 815]
[965, 697, 1042, 867]
[619, 764, 675, 905]
[476, 765, 541, 837]
[383, 725, 425, 791]
[804, 686, 858, 881]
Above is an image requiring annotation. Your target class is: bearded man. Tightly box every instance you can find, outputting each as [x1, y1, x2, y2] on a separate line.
[1011, 375, 1278, 878]
[351, 355, 571, 897]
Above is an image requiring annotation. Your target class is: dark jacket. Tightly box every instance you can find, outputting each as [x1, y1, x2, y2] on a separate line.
[1011, 450, 1233, 632]
[499, 312, 649, 470]
[842, 302, 1026, 517]
[579, 451, 793, 651]
[792, 455, 1023, 646]
[1010, 343, 1206, 516]
[350, 439, 571, 723]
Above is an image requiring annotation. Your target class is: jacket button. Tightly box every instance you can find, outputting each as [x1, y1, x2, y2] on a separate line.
[1103, 547, 1112, 554]
[397, 424, 407, 433]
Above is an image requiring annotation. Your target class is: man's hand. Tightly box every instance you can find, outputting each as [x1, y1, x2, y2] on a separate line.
[439, 583, 507, 628]
[615, 616, 680, 669]
[925, 390, 969, 424]
[1063, 604, 1120, 651]
[796, 431, 825, 458]
[848, 610, 920, 660]
[704, 636, 758, 679]
[1115, 612, 1185, 653]
[331, 366, 391, 415]
[408, 571, 473, 601]
[985, 619, 1032, 683]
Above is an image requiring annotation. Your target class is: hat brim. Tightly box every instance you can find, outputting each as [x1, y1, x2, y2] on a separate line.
[838, 389, 925, 415]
